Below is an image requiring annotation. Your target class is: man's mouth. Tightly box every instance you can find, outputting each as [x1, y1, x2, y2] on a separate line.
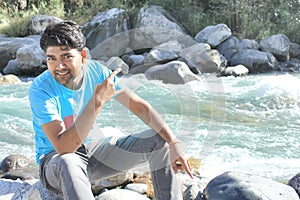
[56, 70, 69, 77]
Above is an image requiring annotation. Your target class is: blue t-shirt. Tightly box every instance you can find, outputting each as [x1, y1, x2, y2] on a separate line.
[29, 60, 120, 164]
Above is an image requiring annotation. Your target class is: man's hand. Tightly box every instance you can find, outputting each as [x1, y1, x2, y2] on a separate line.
[169, 141, 194, 179]
[94, 68, 121, 108]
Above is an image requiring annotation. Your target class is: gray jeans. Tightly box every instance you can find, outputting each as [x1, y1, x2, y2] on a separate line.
[39, 129, 182, 200]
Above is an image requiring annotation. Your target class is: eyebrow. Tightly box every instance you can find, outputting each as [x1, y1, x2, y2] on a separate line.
[46, 52, 72, 58]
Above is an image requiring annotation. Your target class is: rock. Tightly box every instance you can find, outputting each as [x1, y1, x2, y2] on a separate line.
[125, 183, 148, 194]
[290, 42, 300, 60]
[0, 178, 61, 200]
[0, 154, 31, 173]
[183, 183, 203, 200]
[91, 171, 134, 195]
[130, 5, 196, 51]
[84, 8, 130, 61]
[219, 65, 249, 77]
[181, 46, 222, 73]
[0, 74, 21, 85]
[259, 34, 291, 62]
[106, 57, 129, 75]
[95, 189, 150, 200]
[203, 171, 299, 200]
[13, 43, 47, 76]
[279, 59, 300, 72]
[0, 37, 38, 72]
[29, 15, 63, 35]
[125, 55, 145, 68]
[217, 36, 259, 63]
[287, 172, 300, 198]
[231, 49, 278, 73]
[143, 40, 183, 64]
[195, 24, 232, 48]
[144, 61, 199, 84]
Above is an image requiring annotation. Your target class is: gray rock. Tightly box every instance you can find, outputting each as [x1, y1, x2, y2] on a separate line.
[0, 154, 30, 173]
[0, 37, 37, 72]
[195, 24, 232, 48]
[95, 189, 150, 200]
[91, 171, 134, 195]
[287, 172, 300, 198]
[217, 36, 259, 62]
[144, 61, 199, 84]
[29, 15, 63, 35]
[183, 183, 203, 200]
[84, 8, 130, 52]
[259, 34, 291, 62]
[203, 171, 299, 200]
[290, 42, 300, 60]
[143, 41, 183, 64]
[182, 48, 222, 73]
[130, 5, 196, 51]
[106, 57, 129, 75]
[231, 49, 278, 73]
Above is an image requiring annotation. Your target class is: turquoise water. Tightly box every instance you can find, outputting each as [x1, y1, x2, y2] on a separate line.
[0, 73, 299, 182]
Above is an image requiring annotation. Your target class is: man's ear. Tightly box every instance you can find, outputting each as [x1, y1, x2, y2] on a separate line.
[81, 48, 87, 62]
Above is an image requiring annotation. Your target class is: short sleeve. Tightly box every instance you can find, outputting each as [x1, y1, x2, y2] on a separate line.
[29, 87, 61, 126]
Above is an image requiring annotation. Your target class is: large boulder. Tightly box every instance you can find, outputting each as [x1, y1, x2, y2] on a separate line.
[84, 8, 130, 61]
[290, 42, 300, 60]
[144, 61, 199, 84]
[259, 34, 291, 62]
[130, 5, 196, 51]
[195, 24, 232, 48]
[231, 49, 278, 73]
[217, 36, 259, 63]
[29, 15, 63, 35]
[203, 171, 299, 200]
[0, 37, 38, 72]
[143, 40, 184, 64]
[180, 43, 222, 73]
[3, 43, 46, 76]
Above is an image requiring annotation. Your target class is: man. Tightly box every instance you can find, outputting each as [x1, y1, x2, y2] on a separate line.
[29, 21, 193, 200]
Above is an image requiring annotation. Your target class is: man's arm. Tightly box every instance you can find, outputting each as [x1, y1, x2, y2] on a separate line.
[116, 89, 194, 178]
[42, 69, 121, 155]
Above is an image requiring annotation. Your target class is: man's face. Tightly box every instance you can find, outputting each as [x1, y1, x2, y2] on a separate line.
[46, 46, 86, 89]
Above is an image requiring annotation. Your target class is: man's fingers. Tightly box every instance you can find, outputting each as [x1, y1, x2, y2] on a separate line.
[107, 68, 121, 80]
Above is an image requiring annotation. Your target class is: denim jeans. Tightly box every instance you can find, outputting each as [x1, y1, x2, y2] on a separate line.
[39, 129, 182, 200]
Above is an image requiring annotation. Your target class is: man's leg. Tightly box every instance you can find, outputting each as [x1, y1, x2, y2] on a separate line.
[86, 129, 182, 200]
[40, 151, 94, 200]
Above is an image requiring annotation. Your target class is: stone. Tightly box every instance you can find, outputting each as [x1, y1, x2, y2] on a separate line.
[95, 189, 150, 200]
[259, 34, 291, 62]
[0, 74, 21, 85]
[195, 24, 232, 48]
[287, 172, 300, 198]
[106, 57, 129, 75]
[29, 15, 63, 35]
[144, 61, 199, 84]
[125, 183, 148, 194]
[203, 171, 299, 200]
[231, 49, 278, 73]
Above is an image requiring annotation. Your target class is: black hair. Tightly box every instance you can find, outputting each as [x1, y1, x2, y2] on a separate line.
[40, 21, 86, 52]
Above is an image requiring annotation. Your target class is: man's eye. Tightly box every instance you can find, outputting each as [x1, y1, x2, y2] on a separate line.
[47, 57, 55, 62]
[63, 55, 73, 60]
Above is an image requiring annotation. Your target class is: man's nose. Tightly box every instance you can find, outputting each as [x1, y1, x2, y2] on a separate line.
[56, 60, 65, 69]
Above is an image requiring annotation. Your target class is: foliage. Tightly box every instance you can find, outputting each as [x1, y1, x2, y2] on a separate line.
[0, 0, 300, 43]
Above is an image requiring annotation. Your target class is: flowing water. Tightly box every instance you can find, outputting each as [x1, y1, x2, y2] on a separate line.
[0, 72, 299, 183]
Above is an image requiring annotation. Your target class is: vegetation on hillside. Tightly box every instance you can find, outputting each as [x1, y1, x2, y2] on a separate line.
[0, 0, 300, 43]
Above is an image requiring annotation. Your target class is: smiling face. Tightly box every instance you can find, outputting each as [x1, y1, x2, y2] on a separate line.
[46, 46, 86, 89]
